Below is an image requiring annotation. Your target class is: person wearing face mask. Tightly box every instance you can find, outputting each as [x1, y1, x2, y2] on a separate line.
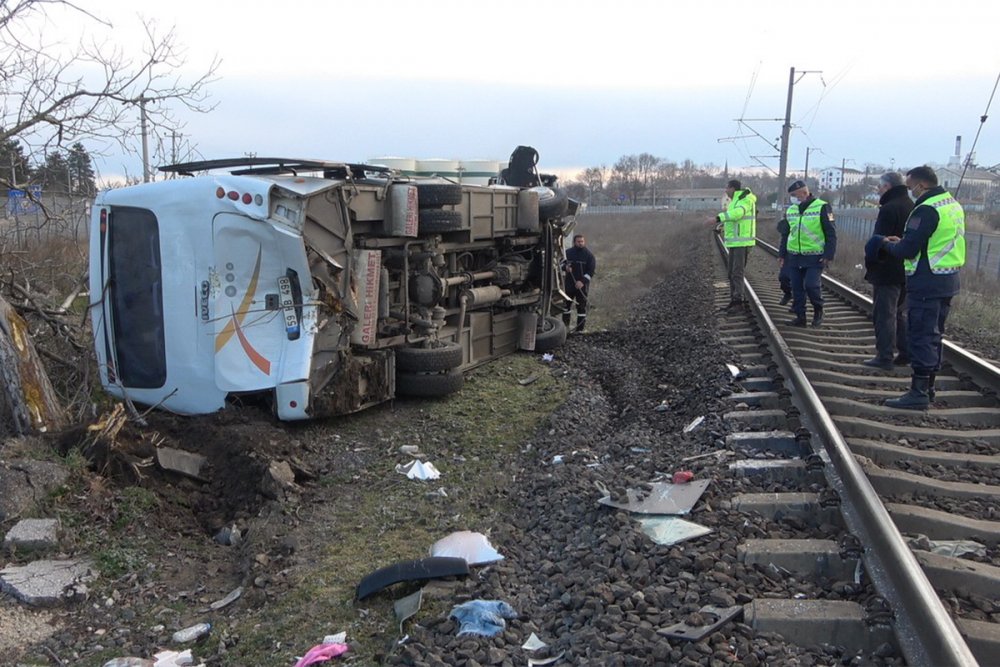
[778, 180, 837, 327]
[861, 172, 913, 370]
[877, 165, 965, 409]
[712, 179, 757, 309]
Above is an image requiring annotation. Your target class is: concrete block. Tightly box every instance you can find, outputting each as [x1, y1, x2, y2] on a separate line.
[0, 558, 95, 606]
[729, 459, 817, 484]
[956, 618, 1000, 667]
[725, 392, 781, 408]
[914, 550, 1000, 599]
[156, 447, 208, 480]
[3, 518, 59, 552]
[726, 430, 806, 457]
[744, 598, 894, 653]
[733, 493, 842, 526]
[724, 409, 787, 430]
[738, 539, 858, 580]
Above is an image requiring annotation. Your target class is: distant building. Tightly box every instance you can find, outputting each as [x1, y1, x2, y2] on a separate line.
[660, 188, 725, 211]
[818, 167, 867, 191]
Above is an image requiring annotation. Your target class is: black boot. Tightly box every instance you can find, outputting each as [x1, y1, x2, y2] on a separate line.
[885, 375, 931, 410]
[562, 312, 571, 327]
[811, 307, 824, 328]
[927, 373, 936, 402]
[779, 293, 791, 306]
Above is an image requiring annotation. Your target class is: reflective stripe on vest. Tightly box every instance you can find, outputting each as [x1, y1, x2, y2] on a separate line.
[904, 192, 966, 276]
[721, 190, 757, 248]
[785, 198, 827, 255]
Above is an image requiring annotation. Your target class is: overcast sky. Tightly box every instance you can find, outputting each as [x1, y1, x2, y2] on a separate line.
[40, 0, 1000, 182]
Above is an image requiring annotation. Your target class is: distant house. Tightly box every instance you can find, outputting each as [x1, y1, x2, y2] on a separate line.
[935, 166, 998, 191]
[660, 188, 725, 211]
[818, 167, 867, 191]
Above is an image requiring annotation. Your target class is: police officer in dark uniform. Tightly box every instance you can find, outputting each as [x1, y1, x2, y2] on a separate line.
[877, 166, 965, 409]
[562, 234, 596, 332]
[862, 172, 912, 370]
[779, 180, 837, 327]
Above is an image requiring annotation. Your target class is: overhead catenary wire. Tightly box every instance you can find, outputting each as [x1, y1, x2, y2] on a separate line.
[955, 69, 1000, 198]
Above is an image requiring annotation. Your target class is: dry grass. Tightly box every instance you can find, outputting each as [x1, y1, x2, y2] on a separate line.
[573, 211, 707, 330]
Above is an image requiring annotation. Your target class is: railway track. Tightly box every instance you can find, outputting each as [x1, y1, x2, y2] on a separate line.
[714, 237, 1000, 666]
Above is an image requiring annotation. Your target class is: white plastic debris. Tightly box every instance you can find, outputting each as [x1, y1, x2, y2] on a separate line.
[522, 632, 548, 651]
[654, 401, 670, 412]
[552, 454, 565, 464]
[430, 530, 504, 565]
[637, 517, 712, 546]
[155, 649, 203, 666]
[726, 363, 740, 378]
[399, 445, 422, 456]
[541, 353, 554, 362]
[683, 416, 705, 433]
[323, 632, 347, 645]
[395, 460, 441, 480]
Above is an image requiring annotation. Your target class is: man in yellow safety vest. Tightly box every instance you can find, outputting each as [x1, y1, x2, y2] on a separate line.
[878, 166, 964, 409]
[779, 180, 837, 327]
[713, 179, 757, 310]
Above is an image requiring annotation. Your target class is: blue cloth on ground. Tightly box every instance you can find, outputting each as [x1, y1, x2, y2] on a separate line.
[449, 599, 518, 637]
[865, 235, 886, 263]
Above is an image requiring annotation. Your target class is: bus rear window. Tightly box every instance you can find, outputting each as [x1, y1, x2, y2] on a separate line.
[108, 206, 167, 388]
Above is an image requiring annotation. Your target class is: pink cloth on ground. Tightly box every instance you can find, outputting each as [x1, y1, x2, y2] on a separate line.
[293, 643, 349, 667]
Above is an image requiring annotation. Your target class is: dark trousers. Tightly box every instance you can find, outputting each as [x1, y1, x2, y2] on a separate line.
[872, 283, 907, 362]
[789, 260, 824, 317]
[779, 260, 793, 298]
[563, 281, 589, 330]
[908, 295, 951, 375]
[727, 246, 751, 302]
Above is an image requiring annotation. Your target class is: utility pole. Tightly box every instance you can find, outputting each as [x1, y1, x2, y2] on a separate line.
[776, 67, 822, 206]
[804, 147, 813, 184]
[139, 95, 151, 183]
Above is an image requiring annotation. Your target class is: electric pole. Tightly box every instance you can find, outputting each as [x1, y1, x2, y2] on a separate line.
[776, 67, 822, 205]
[139, 95, 151, 183]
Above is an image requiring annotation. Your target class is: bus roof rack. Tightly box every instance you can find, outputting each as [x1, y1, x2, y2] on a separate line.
[158, 157, 393, 179]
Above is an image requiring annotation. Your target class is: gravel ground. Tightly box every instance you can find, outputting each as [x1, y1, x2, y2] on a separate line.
[381, 225, 898, 666]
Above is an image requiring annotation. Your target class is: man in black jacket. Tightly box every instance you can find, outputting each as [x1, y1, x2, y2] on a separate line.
[862, 172, 913, 370]
[562, 234, 596, 332]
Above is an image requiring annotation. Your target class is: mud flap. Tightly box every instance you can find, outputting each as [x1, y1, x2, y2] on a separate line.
[309, 350, 395, 418]
[518, 312, 538, 351]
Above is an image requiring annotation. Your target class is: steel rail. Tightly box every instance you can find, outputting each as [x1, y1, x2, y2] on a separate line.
[757, 237, 1000, 390]
[717, 235, 979, 666]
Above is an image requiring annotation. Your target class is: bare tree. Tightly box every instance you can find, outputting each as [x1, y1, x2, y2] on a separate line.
[0, 0, 218, 436]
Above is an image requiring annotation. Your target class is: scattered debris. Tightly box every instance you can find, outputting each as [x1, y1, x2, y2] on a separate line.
[213, 525, 242, 547]
[529, 654, 566, 666]
[672, 470, 694, 484]
[208, 586, 243, 611]
[726, 363, 740, 378]
[518, 374, 540, 386]
[261, 460, 299, 499]
[630, 447, 651, 454]
[654, 401, 670, 412]
[907, 535, 987, 558]
[597, 480, 709, 515]
[3, 518, 59, 552]
[398, 445, 421, 457]
[448, 599, 518, 637]
[430, 531, 504, 565]
[637, 517, 712, 546]
[551, 454, 565, 464]
[356, 557, 469, 600]
[155, 447, 208, 481]
[522, 632, 547, 651]
[394, 589, 422, 631]
[322, 632, 347, 645]
[657, 604, 743, 641]
[683, 416, 705, 433]
[681, 449, 728, 463]
[541, 353, 554, 363]
[293, 641, 349, 666]
[153, 650, 204, 667]
[395, 460, 441, 480]
[171, 622, 211, 644]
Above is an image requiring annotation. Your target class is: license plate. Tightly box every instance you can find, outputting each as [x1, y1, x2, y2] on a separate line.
[277, 276, 299, 335]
